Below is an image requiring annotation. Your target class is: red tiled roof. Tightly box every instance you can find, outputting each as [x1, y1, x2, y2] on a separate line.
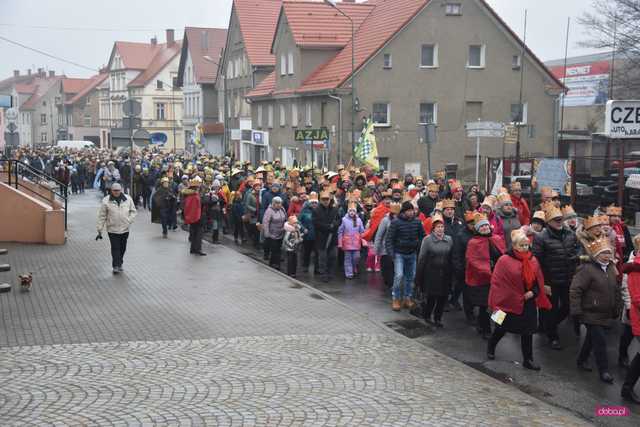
[0, 74, 37, 91]
[128, 41, 182, 87]
[299, 0, 430, 93]
[20, 77, 62, 110]
[280, 1, 375, 49]
[234, 0, 282, 66]
[15, 83, 37, 94]
[112, 41, 163, 70]
[66, 74, 108, 105]
[184, 27, 227, 84]
[62, 78, 92, 95]
[202, 122, 225, 135]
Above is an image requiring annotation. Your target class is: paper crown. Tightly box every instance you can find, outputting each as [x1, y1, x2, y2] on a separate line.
[473, 212, 489, 225]
[532, 210, 546, 222]
[389, 202, 402, 215]
[561, 205, 577, 218]
[585, 238, 613, 257]
[584, 215, 605, 230]
[606, 205, 622, 216]
[481, 195, 496, 208]
[189, 176, 203, 187]
[510, 181, 522, 190]
[442, 199, 456, 209]
[450, 180, 463, 191]
[464, 211, 476, 223]
[427, 182, 439, 192]
[434, 170, 445, 179]
[435, 202, 444, 211]
[391, 182, 404, 191]
[347, 201, 358, 211]
[511, 228, 528, 244]
[432, 213, 444, 225]
[496, 193, 512, 204]
[599, 214, 610, 225]
[544, 206, 563, 222]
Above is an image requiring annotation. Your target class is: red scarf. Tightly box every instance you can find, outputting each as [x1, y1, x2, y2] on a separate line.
[514, 250, 535, 291]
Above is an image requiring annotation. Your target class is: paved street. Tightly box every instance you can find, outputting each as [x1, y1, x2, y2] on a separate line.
[1, 191, 589, 425]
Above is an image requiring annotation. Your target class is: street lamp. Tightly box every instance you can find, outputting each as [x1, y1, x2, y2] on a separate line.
[324, 0, 356, 165]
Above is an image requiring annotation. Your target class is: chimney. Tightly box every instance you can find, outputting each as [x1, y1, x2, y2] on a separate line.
[49, 70, 55, 77]
[151, 36, 157, 45]
[13, 70, 20, 77]
[37, 68, 44, 76]
[166, 28, 175, 46]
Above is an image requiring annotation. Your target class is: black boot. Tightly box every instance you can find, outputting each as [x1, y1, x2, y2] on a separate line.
[212, 230, 220, 244]
[621, 354, 640, 404]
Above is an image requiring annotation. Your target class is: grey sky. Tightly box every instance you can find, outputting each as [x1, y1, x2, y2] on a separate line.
[0, 0, 603, 79]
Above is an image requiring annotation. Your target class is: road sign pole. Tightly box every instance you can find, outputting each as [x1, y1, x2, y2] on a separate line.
[130, 128, 134, 195]
[475, 135, 480, 185]
[424, 124, 432, 180]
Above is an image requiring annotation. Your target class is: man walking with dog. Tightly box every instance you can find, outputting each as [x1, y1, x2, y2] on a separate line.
[96, 182, 137, 274]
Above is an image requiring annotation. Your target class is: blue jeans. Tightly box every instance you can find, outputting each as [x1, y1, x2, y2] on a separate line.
[393, 253, 416, 300]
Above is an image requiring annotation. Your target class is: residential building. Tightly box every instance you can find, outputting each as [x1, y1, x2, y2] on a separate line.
[177, 26, 227, 155]
[59, 74, 108, 144]
[99, 30, 184, 151]
[247, 0, 564, 180]
[220, 0, 281, 163]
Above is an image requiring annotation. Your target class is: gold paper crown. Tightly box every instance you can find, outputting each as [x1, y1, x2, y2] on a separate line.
[511, 228, 528, 244]
[541, 200, 555, 213]
[585, 238, 613, 257]
[427, 182, 439, 192]
[583, 215, 605, 230]
[473, 212, 488, 225]
[599, 214, 610, 225]
[561, 205, 577, 218]
[481, 195, 496, 208]
[544, 206, 563, 222]
[442, 199, 456, 209]
[189, 176, 202, 187]
[496, 193, 512, 204]
[432, 213, 444, 224]
[435, 202, 444, 211]
[389, 202, 402, 215]
[434, 170, 445, 179]
[606, 205, 622, 216]
[532, 210, 546, 222]
[464, 211, 476, 223]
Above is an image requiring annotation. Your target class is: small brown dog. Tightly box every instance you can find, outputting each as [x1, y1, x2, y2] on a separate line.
[18, 273, 32, 292]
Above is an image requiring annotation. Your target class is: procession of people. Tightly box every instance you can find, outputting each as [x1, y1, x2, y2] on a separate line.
[6, 145, 640, 403]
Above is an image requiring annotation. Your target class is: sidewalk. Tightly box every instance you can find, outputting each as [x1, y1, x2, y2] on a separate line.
[0, 191, 588, 425]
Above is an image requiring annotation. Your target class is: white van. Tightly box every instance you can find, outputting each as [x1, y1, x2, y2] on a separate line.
[56, 140, 95, 149]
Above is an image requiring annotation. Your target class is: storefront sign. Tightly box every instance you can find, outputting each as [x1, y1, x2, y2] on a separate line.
[550, 60, 610, 107]
[294, 128, 329, 142]
[605, 100, 640, 138]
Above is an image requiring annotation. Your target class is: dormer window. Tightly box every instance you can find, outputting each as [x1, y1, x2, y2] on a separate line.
[157, 80, 164, 90]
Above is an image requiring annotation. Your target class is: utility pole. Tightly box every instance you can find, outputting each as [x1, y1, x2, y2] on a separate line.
[514, 9, 527, 175]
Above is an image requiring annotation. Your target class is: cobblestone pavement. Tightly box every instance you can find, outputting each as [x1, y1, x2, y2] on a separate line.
[0, 191, 589, 425]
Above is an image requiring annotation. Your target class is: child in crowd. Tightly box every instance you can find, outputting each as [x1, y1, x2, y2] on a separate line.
[283, 216, 305, 278]
[338, 203, 365, 279]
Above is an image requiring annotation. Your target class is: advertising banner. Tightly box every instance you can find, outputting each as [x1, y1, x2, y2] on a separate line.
[550, 60, 610, 107]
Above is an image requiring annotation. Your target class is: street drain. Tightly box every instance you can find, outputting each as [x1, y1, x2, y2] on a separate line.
[309, 293, 325, 300]
[385, 320, 432, 338]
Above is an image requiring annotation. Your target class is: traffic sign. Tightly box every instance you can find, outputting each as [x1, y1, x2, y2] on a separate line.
[122, 117, 142, 129]
[504, 125, 518, 145]
[5, 108, 18, 122]
[122, 99, 142, 117]
[294, 128, 329, 142]
[465, 121, 504, 131]
[605, 100, 640, 138]
[467, 129, 505, 138]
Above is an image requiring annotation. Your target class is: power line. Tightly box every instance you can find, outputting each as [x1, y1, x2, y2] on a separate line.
[0, 35, 98, 72]
[0, 23, 182, 33]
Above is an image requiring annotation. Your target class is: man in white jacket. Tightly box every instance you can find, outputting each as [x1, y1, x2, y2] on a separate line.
[96, 183, 137, 274]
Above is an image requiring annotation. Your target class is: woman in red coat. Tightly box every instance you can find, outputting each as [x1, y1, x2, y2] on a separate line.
[621, 235, 640, 403]
[465, 213, 506, 339]
[488, 228, 552, 370]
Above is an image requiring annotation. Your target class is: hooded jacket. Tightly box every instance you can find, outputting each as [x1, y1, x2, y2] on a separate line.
[338, 214, 365, 250]
[532, 226, 578, 288]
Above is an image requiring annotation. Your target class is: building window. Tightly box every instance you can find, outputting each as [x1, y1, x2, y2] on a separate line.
[155, 103, 166, 120]
[512, 55, 521, 70]
[287, 52, 294, 75]
[445, 3, 462, 15]
[419, 102, 437, 124]
[84, 115, 92, 127]
[40, 114, 47, 125]
[383, 53, 392, 69]
[279, 104, 286, 126]
[257, 105, 263, 128]
[268, 104, 274, 128]
[157, 80, 163, 90]
[280, 54, 287, 76]
[510, 102, 528, 124]
[468, 45, 485, 68]
[378, 157, 390, 171]
[40, 132, 47, 143]
[291, 102, 298, 127]
[305, 102, 312, 127]
[372, 103, 390, 126]
[282, 147, 296, 168]
[420, 44, 438, 67]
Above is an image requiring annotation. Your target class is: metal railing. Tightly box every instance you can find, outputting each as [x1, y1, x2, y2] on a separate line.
[0, 159, 68, 230]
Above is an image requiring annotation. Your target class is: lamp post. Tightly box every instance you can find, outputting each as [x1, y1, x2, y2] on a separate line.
[324, 0, 355, 164]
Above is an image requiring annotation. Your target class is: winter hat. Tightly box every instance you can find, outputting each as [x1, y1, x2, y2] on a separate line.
[400, 201, 414, 214]
[473, 213, 490, 231]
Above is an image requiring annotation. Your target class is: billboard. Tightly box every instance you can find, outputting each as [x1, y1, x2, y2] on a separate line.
[550, 60, 610, 107]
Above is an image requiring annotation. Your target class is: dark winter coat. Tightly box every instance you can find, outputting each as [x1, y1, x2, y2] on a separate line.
[313, 202, 340, 250]
[532, 226, 578, 289]
[495, 209, 521, 251]
[298, 203, 316, 241]
[385, 215, 426, 256]
[452, 226, 474, 282]
[570, 261, 622, 327]
[415, 233, 453, 297]
[444, 216, 463, 239]
[417, 195, 438, 217]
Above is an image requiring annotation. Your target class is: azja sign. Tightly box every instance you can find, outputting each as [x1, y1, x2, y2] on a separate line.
[605, 100, 640, 138]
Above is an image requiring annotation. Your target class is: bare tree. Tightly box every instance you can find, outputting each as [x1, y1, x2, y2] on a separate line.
[579, 0, 640, 97]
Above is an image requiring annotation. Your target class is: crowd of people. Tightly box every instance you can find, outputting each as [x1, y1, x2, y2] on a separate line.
[6, 146, 640, 403]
